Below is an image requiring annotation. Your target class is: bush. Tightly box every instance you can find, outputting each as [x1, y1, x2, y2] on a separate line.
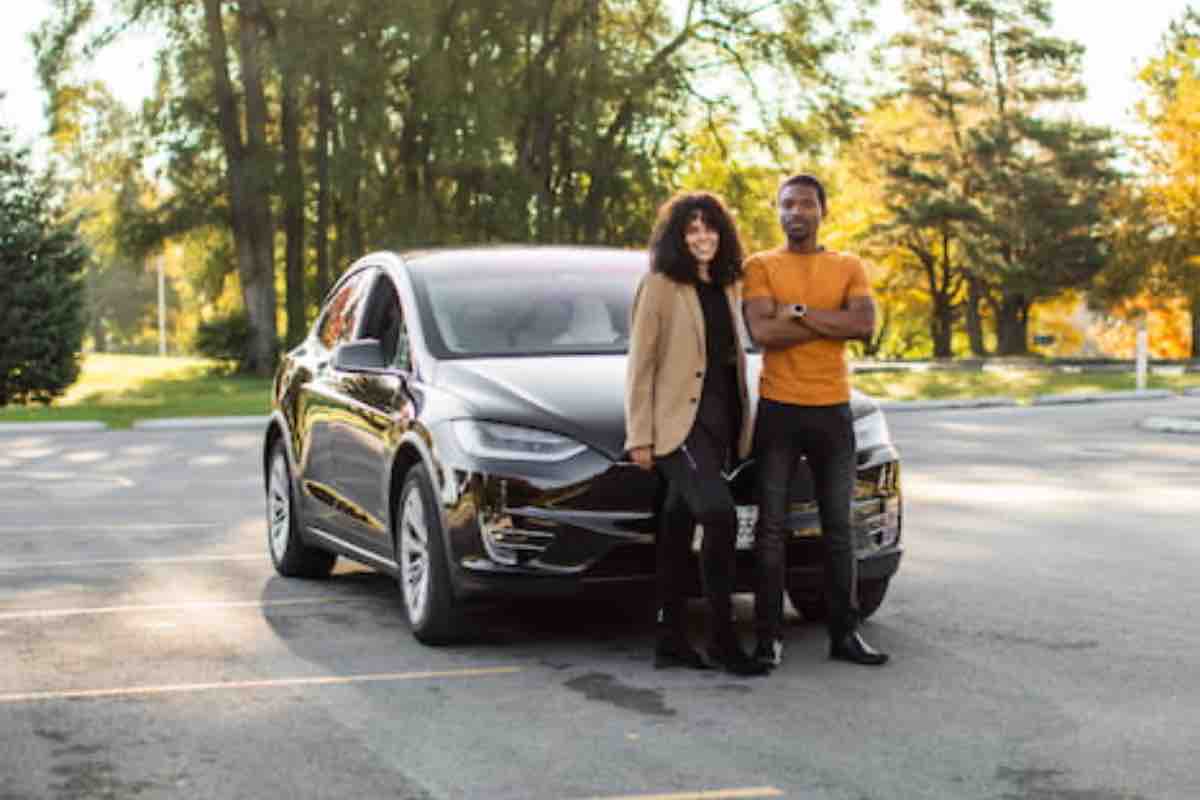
[0, 126, 88, 407]
[194, 312, 258, 372]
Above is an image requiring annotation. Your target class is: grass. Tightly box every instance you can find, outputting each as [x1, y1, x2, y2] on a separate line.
[2, 354, 1198, 429]
[853, 366, 1200, 403]
[0, 354, 272, 429]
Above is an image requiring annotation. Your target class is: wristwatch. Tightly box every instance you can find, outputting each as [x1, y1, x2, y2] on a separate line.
[791, 303, 808, 320]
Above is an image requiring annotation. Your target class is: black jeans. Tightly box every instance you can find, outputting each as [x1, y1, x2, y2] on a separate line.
[754, 399, 858, 642]
[654, 424, 739, 641]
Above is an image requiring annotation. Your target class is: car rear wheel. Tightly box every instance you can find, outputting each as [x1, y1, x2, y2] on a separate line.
[397, 464, 462, 644]
[266, 442, 337, 578]
[786, 576, 891, 622]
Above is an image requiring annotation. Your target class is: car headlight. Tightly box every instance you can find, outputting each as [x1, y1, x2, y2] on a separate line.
[854, 409, 891, 451]
[452, 420, 587, 462]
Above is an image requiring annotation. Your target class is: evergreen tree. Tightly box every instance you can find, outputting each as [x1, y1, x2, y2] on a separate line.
[0, 121, 88, 406]
[874, 0, 1118, 357]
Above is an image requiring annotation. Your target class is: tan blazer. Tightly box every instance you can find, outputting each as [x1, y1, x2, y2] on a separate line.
[624, 271, 753, 460]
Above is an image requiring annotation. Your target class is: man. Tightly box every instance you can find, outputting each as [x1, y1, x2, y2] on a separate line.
[742, 174, 889, 668]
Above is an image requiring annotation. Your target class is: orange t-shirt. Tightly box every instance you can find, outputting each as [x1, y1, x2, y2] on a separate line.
[742, 247, 873, 406]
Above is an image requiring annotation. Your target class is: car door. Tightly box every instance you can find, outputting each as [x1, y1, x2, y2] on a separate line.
[327, 270, 417, 554]
[294, 266, 375, 540]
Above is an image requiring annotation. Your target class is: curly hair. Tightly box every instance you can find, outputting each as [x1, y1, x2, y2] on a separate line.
[648, 191, 744, 287]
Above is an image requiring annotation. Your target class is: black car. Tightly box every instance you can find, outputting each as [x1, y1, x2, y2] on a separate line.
[264, 247, 902, 644]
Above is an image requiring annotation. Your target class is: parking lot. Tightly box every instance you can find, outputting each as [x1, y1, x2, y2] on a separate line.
[2, 398, 1199, 799]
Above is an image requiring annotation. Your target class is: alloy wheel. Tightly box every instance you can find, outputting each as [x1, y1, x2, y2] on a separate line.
[268, 453, 292, 562]
[399, 490, 430, 623]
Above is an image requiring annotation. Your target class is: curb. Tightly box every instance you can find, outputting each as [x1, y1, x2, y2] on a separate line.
[131, 416, 270, 431]
[3, 390, 1195, 433]
[0, 421, 109, 435]
[1140, 416, 1200, 435]
[878, 397, 1018, 412]
[1030, 390, 1174, 406]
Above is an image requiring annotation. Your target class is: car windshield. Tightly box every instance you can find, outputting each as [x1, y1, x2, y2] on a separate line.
[416, 264, 641, 357]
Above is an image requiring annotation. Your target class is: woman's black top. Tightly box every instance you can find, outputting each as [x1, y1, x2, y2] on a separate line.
[694, 280, 741, 449]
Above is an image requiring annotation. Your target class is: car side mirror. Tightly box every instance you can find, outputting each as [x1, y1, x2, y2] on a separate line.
[333, 339, 389, 373]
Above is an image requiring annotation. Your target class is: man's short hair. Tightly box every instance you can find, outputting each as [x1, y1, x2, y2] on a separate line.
[779, 173, 828, 213]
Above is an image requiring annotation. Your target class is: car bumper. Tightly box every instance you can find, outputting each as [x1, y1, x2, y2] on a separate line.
[444, 457, 903, 601]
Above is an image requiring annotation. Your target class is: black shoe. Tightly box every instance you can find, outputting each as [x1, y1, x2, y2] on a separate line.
[706, 643, 770, 677]
[830, 631, 889, 666]
[752, 638, 783, 669]
[654, 635, 710, 670]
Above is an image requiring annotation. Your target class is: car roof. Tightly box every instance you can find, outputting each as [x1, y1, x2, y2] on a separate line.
[389, 245, 649, 278]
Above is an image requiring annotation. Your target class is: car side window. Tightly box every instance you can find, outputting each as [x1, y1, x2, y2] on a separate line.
[357, 274, 410, 370]
[317, 269, 372, 351]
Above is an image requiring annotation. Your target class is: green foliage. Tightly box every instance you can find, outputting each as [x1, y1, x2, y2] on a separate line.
[1103, 8, 1200, 357]
[0, 124, 88, 407]
[867, 0, 1119, 357]
[194, 312, 259, 372]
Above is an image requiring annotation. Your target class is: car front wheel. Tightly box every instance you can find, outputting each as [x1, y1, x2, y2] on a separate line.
[396, 464, 462, 644]
[266, 442, 336, 578]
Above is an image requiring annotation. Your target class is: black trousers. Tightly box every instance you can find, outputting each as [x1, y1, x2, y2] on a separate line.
[654, 424, 738, 639]
[754, 399, 858, 642]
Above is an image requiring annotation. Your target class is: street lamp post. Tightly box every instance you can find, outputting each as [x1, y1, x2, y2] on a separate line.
[1135, 315, 1148, 392]
[157, 254, 166, 357]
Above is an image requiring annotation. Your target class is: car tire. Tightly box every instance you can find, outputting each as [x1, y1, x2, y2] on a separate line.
[786, 585, 828, 622]
[786, 577, 891, 623]
[396, 464, 462, 645]
[266, 442, 337, 578]
[856, 577, 891, 620]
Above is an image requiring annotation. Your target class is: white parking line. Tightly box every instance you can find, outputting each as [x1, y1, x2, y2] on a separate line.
[0, 471, 134, 488]
[0, 597, 336, 621]
[574, 788, 784, 800]
[0, 666, 522, 704]
[0, 522, 226, 534]
[0, 553, 262, 571]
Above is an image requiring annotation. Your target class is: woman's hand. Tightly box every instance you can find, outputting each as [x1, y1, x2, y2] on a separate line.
[630, 446, 654, 470]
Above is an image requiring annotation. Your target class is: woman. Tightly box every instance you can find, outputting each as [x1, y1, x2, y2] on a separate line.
[624, 192, 766, 676]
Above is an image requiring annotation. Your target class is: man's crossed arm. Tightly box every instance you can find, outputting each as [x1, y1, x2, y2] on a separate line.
[743, 296, 876, 349]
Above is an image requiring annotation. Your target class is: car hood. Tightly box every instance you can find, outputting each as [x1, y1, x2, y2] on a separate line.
[435, 354, 879, 461]
[436, 356, 633, 460]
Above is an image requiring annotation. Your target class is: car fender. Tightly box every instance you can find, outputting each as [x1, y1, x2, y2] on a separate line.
[391, 426, 459, 533]
[263, 410, 298, 488]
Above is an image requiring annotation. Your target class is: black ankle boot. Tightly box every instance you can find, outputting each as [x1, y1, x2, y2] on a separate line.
[707, 630, 769, 677]
[654, 631, 709, 670]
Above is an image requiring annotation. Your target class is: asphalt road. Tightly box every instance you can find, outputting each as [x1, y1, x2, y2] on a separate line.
[1, 397, 1198, 800]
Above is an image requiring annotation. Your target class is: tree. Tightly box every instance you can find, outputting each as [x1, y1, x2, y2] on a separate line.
[1131, 11, 1200, 357]
[47, 0, 868, 368]
[872, 0, 1118, 357]
[956, 1, 1118, 355]
[46, 83, 160, 351]
[0, 121, 88, 406]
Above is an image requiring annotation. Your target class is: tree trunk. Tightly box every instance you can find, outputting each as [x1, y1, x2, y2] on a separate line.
[1190, 294, 1200, 360]
[237, 0, 278, 374]
[281, 66, 306, 347]
[91, 318, 107, 353]
[86, 263, 106, 353]
[201, 0, 277, 376]
[996, 293, 1030, 356]
[314, 65, 333, 300]
[965, 274, 988, 357]
[931, 300, 954, 359]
